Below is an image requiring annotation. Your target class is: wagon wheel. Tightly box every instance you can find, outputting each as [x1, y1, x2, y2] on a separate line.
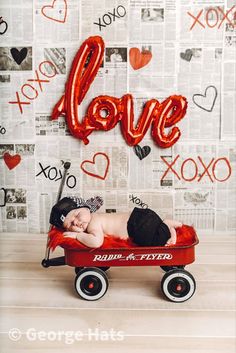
[161, 269, 196, 303]
[75, 267, 84, 274]
[160, 265, 185, 272]
[74, 267, 109, 301]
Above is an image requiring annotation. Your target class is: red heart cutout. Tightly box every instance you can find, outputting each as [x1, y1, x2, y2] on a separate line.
[80, 152, 110, 180]
[41, 0, 67, 23]
[129, 48, 152, 70]
[3, 152, 21, 170]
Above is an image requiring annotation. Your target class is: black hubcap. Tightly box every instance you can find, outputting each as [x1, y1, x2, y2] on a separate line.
[168, 277, 190, 297]
[80, 275, 102, 296]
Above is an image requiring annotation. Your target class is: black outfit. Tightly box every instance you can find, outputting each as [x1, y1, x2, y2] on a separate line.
[127, 207, 171, 246]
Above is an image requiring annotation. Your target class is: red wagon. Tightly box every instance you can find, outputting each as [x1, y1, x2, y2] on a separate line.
[42, 230, 199, 303]
[42, 162, 199, 303]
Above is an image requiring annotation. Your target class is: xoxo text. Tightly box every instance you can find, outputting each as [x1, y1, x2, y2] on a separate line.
[129, 194, 148, 209]
[94, 5, 126, 31]
[9, 61, 57, 114]
[188, 5, 235, 30]
[36, 162, 77, 189]
[161, 155, 232, 183]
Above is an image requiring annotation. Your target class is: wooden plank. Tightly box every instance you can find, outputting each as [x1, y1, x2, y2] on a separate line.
[0, 238, 63, 263]
[0, 233, 235, 353]
[0, 262, 235, 283]
[0, 307, 235, 337]
[0, 274, 235, 311]
[0, 334, 235, 353]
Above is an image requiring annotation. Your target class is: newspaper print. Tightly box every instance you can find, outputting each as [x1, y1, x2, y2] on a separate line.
[0, 0, 235, 234]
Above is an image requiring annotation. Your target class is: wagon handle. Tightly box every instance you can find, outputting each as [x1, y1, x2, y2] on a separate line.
[42, 161, 71, 266]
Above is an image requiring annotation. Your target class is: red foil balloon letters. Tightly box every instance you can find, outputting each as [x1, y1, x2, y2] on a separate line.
[52, 36, 188, 148]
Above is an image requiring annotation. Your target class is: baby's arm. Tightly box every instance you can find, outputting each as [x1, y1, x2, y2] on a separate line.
[64, 226, 104, 248]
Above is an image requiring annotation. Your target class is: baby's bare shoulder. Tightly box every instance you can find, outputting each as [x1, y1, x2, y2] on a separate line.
[87, 213, 103, 232]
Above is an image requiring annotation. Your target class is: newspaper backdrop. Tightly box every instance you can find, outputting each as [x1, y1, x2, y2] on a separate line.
[0, 0, 235, 234]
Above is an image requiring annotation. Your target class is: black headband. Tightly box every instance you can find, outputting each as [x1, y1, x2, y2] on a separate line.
[49, 197, 90, 228]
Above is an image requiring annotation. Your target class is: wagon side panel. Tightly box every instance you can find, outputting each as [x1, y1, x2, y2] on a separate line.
[64, 246, 196, 268]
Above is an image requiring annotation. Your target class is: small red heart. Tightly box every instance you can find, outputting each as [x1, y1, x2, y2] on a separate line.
[80, 152, 110, 180]
[3, 152, 21, 170]
[129, 48, 152, 70]
[41, 0, 67, 23]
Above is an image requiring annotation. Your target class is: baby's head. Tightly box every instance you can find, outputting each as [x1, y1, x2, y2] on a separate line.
[49, 197, 91, 231]
[63, 208, 91, 232]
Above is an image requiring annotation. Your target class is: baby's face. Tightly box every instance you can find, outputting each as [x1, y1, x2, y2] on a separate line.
[63, 208, 91, 232]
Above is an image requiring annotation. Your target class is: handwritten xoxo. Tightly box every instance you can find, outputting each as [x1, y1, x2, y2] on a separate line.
[188, 5, 235, 30]
[9, 61, 57, 114]
[161, 155, 232, 183]
[94, 5, 126, 31]
[36, 162, 77, 189]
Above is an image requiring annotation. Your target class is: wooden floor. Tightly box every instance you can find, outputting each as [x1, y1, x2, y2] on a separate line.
[0, 233, 235, 353]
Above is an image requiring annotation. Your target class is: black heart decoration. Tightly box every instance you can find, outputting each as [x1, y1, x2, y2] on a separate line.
[134, 145, 151, 160]
[180, 49, 193, 62]
[192, 85, 218, 112]
[10, 47, 28, 65]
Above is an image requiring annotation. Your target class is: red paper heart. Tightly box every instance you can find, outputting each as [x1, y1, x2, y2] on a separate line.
[41, 0, 67, 23]
[80, 152, 110, 180]
[3, 152, 21, 170]
[129, 48, 152, 70]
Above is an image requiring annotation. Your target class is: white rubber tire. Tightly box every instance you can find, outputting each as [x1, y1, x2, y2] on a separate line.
[161, 269, 196, 302]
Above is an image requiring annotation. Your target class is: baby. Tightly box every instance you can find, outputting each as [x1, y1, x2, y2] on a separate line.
[49, 197, 182, 248]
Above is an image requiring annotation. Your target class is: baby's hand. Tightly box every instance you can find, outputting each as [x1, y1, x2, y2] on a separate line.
[63, 232, 78, 239]
[70, 225, 84, 232]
